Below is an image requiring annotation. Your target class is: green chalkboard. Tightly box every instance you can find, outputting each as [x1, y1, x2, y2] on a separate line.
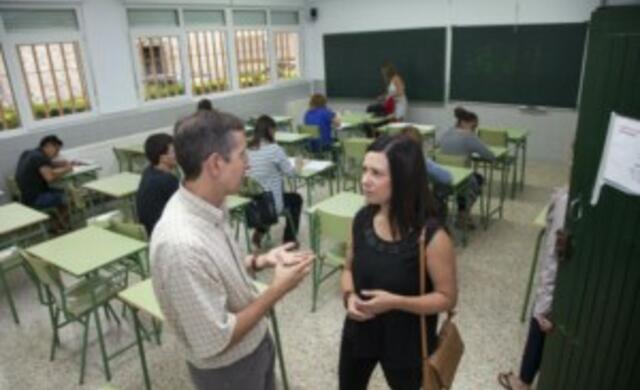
[450, 23, 587, 108]
[324, 28, 446, 102]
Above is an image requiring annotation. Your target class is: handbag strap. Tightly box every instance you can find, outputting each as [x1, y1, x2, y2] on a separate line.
[419, 227, 430, 364]
[419, 224, 455, 363]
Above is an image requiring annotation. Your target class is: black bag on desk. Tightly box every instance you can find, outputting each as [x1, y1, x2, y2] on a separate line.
[246, 192, 279, 229]
[366, 102, 386, 117]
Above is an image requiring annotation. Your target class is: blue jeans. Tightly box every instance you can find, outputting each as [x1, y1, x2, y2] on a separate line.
[32, 190, 66, 209]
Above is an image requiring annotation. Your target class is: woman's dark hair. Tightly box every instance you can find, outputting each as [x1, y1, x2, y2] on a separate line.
[249, 114, 276, 148]
[197, 98, 213, 111]
[366, 135, 438, 240]
[309, 93, 327, 109]
[144, 133, 174, 166]
[453, 106, 478, 125]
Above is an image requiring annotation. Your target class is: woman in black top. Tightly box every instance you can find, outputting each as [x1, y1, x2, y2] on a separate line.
[339, 135, 458, 390]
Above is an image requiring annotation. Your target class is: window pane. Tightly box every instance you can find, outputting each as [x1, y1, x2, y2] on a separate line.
[188, 30, 230, 95]
[275, 32, 300, 80]
[232, 10, 267, 26]
[234, 29, 269, 88]
[0, 48, 20, 130]
[1, 10, 78, 32]
[17, 41, 91, 120]
[271, 11, 299, 26]
[127, 9, 179, 28]
[184, 10, 225, 27]
[136, 36, 184, 101]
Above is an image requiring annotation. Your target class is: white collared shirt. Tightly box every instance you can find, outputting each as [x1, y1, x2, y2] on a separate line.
[151, 186, 267, 369]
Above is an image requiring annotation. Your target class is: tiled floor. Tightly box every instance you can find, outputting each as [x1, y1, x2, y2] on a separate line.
[0, 161, 569, 390]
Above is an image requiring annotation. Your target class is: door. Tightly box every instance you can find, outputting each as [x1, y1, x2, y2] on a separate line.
[537, 6, 640, 390]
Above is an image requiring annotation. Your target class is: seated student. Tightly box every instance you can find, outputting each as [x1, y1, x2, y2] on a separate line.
[438, 107, 495, 228]
[196, 98, 214, 112]
[303, 93, 340, 153]
[136, 133, 179, 235]
[15, 135, 72, 210]
[498, 186, 568, 390]
[247, 115, 302, 248]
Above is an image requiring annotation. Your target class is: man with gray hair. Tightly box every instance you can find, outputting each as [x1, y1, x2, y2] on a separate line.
[151, 110, 313, 389]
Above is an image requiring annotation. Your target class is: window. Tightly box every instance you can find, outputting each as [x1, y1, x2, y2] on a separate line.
[187, 31, 230, 95]
[0, 48, 20, 130]
[233, 10, 269, 89]
[18, 41, 90, 120]
[135, 36, 184, 101]
[234, 30, 269, 88]
[0, 9, 94, 125]
[128, 9, 184, 102]
[184, 10, 229, 95]
[274, 32, 300, 80]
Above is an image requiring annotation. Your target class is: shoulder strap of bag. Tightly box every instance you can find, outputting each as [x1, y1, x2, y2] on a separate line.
[419, 226, 430, 363]
[420, 224, 455, 363]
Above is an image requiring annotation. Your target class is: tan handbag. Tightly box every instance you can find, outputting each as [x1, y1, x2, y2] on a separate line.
[419, 227, 464, 390]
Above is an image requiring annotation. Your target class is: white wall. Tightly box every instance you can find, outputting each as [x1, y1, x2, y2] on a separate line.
[82, 0, 138, 114]
[304, 0, 602, 163]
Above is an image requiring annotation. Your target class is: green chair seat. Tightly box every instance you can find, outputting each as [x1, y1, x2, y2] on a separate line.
[0, 247, 22, 269]
[325, 243, 347, 267]
[66, 277, 124, 317]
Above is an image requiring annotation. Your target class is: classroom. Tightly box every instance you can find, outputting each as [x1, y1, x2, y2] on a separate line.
[1, 0, 639, 389]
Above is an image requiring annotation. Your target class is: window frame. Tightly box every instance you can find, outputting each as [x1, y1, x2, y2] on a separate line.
[183, 10, 232, 97]
[231, 8, 272, 90]
[0, 4, 97, 132]
[127, 8, 188, 105]
[271, 24, 303, 82]
[0, 44, 21, 131]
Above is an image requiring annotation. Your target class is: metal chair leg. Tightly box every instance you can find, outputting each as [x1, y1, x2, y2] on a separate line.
[520, 228, 546, 322]
[269, 310, 290, 390]
[93, 308, 112, 381]
[0, 269, 19, 324]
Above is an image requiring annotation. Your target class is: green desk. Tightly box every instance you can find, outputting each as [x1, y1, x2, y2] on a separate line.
[273, 115, 294, 132]
[380, 122, 436, 147]
[275, 132, 311, 156]
[520, 204, 550, 322]
[26, 226, 147, 278]
[54, 164, 101, 188]
[338, 113, 390, 137]
[0, 203, 50, 248]
[118, 145, 147, 173]
[441, 166, 473, 246]
[506, 128, 529, 198]
[118, 279, 162, 390]
[119, 278, 290, 390]
[227, 195, 252, 251]
[246, 116, 294, 133]
[473, 146, 509, 229]
[83, 172, 141, 219]
[306, 192, 364, 311]
[27, 225, 148, 381]
[288, 158, 337, 205]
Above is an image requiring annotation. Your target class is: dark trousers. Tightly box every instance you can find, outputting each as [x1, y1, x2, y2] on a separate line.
[188, 335, 275, 390]
[255, 193, 302, 243]
[519, 317, 547, 385]
[338, 331, 421, 390]
[282, 192, 302, 243]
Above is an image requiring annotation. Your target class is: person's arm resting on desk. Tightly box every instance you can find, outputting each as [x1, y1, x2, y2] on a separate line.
[39, 162, 72, 183]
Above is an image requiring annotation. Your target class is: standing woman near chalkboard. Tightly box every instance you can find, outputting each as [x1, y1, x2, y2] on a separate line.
[382, 62, 408, 120]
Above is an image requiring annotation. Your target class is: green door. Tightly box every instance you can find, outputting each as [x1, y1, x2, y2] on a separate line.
[538, 6, 640, 390]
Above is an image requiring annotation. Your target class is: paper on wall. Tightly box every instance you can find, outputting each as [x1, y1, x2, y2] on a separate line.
[591, 112, 640, 205]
